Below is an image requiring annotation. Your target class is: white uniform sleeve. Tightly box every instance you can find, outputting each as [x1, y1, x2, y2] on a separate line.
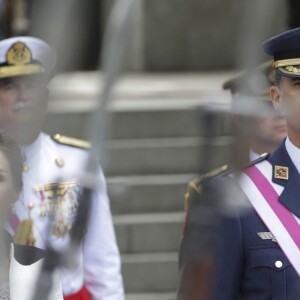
[83, 168, 124, 300]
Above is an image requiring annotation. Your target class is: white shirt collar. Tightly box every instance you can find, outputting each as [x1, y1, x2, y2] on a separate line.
[285, 136, 300, 174]
[22, 133, 44, 162]
[249, 149, 260, 161]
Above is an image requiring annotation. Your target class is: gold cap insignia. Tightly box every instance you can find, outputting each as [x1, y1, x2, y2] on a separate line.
[274, 165, 289, 180]
[6, 42, 32, 65]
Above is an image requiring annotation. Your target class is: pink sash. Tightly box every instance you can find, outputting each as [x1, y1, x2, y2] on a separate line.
[240, 160, 300, 275]
[7, 211, 20, 232]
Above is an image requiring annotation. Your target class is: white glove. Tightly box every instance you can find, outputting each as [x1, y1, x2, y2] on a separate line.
[9, 244, 63, 300]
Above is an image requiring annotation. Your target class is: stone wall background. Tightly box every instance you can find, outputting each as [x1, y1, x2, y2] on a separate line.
[103, 0, 288, 71]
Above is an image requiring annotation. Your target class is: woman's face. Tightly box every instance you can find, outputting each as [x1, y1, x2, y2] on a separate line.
[0, 150, 16, 220]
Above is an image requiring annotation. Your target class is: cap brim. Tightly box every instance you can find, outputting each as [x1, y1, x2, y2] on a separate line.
[276, 65, 300, 78]
[0, 64, 46, 79]
[0, 71, 54, 85]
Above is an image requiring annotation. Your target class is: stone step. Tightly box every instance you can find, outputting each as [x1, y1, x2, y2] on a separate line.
[107, 173, 195, 214]
[114, 212, 184, 254]
[46, 71, 233, 141]
[44, 104, 233, 141]
[45, 108, 196, 140]
[122, 252, 178, 293]
[104, 137, 233, 176]
[126, 293, 176, 300]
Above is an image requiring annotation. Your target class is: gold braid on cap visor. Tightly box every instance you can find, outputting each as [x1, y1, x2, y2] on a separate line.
[0, 64, 45, 78]
[273, 58, 300, 68]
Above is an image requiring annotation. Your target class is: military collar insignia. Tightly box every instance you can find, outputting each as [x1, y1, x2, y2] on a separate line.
[6, 42, 32, 65]
[257, 232, 277, 242]
[274, 165, 289, 180]
[268, 139, 295, 186]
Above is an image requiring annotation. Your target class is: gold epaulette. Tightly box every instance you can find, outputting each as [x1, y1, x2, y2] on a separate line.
[260, 152, 268, 158]
[202, 164, 229, 181]
[184, 164, 229, 212]
[245, 152, 269, 169]
[184, 179, 202, 211]
[52, 134, 91, 149]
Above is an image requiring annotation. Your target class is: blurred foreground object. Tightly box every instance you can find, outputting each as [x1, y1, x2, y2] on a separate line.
[31, 0, 137, 297]
[0, 0, 30, 36]
[224, 60, 287, 159]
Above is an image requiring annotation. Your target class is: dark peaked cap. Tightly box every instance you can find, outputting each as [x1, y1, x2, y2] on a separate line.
[264, 27, 300, 78]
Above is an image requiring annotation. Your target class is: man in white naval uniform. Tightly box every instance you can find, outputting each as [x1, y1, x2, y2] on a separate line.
[0, 36, 124, 299]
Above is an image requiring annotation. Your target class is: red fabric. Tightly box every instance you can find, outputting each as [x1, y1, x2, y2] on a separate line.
[64, 285, 92, 300]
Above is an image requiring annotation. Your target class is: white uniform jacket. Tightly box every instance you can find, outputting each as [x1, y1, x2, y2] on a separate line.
[6, 132, 124, 300]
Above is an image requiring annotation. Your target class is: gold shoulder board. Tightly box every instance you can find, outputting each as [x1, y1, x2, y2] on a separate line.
[185, 179, 202, 212]
[203, 164, 229, 181]
[184, 165, 229, 212]
[186, 164, 229, 196]
[187, 179, 202, 194]
[52, 134, 91, 149]
[260, 152, 268, 158]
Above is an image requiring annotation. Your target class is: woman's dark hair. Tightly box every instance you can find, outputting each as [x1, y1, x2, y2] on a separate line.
[0, 131, 23, 195]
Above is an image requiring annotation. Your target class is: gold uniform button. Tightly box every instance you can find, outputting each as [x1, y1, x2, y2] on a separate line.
[55, 158, 64, 168]
[28, 202, 35, 210]
[275, 260, 283, 269]
[221, 164, 229, 171]
[23, 164, 29, 172]
[54, 134, 61, 140]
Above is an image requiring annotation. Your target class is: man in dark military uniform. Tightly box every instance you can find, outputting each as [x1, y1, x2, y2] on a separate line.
[213, 27, 300, 299]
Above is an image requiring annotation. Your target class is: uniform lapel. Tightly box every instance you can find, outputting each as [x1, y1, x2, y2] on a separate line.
[269, 139, 300, 219]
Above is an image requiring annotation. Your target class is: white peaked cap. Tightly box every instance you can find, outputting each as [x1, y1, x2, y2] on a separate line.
[0, 36, 56, 78]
